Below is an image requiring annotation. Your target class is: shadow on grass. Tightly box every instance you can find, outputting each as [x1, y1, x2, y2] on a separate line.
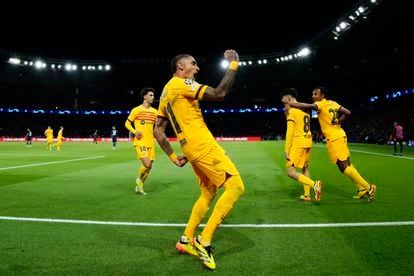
[0, 174, 50, 187]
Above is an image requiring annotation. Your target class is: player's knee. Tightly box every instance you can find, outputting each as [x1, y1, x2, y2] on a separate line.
[337, 163, 347, 173]
[143, 161, 152, 170]
[287, 171, 296, 179]
[225, 175, 245, 197]
[199, 191, 214, 208]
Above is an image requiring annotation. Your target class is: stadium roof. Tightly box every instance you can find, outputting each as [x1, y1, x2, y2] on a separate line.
[2, 2, 372, 61]
[1, 1, 412, 107]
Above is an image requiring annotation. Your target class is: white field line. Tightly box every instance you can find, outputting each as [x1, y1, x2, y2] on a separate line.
[313, 145, 414, 160]
[0, 216, 413, 228]
[0, 156, 105, 171]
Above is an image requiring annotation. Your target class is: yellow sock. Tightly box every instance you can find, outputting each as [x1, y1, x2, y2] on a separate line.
[344, 165, 370, 190]
[303, 183, 311, 197]
[138, 166, 149, 183]
[298, 175, 314, 190]
[201, 175, 244, 245]
[184, 189, 215, 240]
[142, 171, 150, 182]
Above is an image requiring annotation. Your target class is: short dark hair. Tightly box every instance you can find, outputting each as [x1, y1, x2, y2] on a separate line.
[314, 86, 328, 97]
[280, 88, 298, 99]
[140, 87, 155, 99]
[170, 54, 190, 74]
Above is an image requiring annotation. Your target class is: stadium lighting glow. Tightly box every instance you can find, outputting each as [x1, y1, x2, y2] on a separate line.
[221, 60, 229, 69]
[331, 0, 383, 40]
[7, 1, 382, 70]
[8, 57, 21, 64]
[34, 60, 46, 69]
[297, 47, 311, 57]
[6, 56, 111, 73]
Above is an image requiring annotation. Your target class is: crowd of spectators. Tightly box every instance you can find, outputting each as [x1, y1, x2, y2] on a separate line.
[1, 95, 412, 144]
[343, 96, 414, 144]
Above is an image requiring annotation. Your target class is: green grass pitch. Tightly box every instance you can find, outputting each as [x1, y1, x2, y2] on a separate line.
[1, 141, 413, 274]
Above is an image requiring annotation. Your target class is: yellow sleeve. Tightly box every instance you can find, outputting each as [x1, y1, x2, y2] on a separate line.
[125, 119, 135, 133]
[285, 120, 294, 153]
[125, 107, 138, 133]
[174, 78, 208, 100]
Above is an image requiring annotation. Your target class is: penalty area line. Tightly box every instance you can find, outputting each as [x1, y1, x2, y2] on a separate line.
[0, 216, 413, 228]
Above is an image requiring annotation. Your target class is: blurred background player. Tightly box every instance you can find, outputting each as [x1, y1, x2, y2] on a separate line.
[44, 126, 54, 150]
[393, 121, 404, 156]
[125, 87, 157, 195]
[281, 88, 322, 202]
[26, 128, 33, 147]
[93, 129, 98, 144]
[56, 126, 64, 151]
[111, 126, 118, 150]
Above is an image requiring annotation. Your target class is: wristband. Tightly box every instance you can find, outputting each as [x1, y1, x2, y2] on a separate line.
[229, 61, 239, 70]
[169, 152, 177, 161]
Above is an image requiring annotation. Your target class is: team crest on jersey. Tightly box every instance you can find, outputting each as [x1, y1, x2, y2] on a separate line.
[184, 79, 198, 91]
[184, 79, 193, 85]
[140, 120, 145, 125]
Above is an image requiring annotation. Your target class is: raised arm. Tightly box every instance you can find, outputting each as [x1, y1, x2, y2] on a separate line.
[288, 102, 318, 111]
[153, 116, 187, 167]
[202, 49, 239, 101]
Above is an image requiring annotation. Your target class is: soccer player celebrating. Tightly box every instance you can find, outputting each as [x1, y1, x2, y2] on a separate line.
[154, 50, 244, 270]
[288, 86, 376, 202]
[125, 87, 157, 195]
[281, 88, 322, 202]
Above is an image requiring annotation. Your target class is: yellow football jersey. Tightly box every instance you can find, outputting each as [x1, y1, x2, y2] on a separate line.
[44, 128, 53, 138]
[314, 98, 346, 142]
[127, 105, 157, 146]
[158, 76, 214, 161]
[285, 107, 312, 151]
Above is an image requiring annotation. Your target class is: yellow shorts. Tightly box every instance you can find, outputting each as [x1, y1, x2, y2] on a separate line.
[47, 137, 53, 143]
[286, 147, 311, 169]
[327, 136, 350, 163]
[191, 144, 240, 188]
[134, 141, 155, 161]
